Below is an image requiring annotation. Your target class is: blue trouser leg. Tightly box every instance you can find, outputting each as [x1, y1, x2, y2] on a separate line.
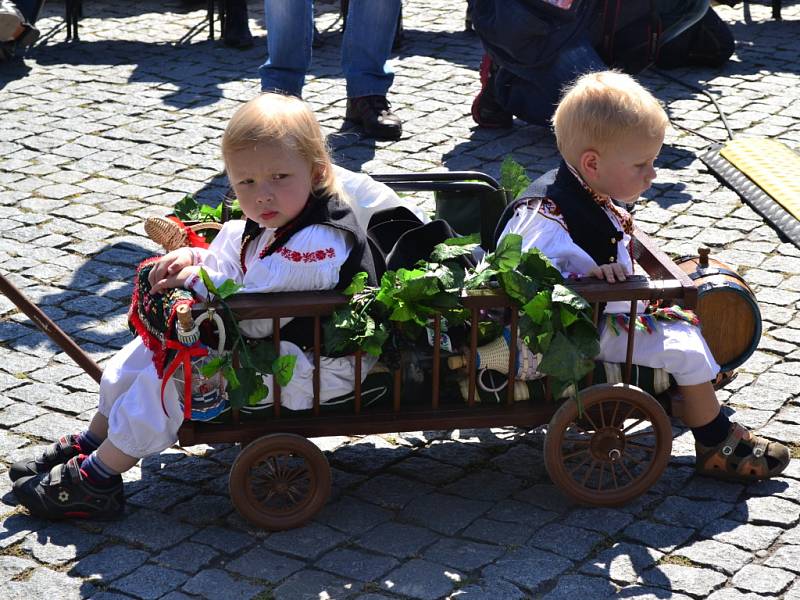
[259, 0, 313, 96]
[341, 0, 401, 98]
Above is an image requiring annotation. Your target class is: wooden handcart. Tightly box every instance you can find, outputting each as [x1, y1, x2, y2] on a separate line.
[0, 171, 699, 531]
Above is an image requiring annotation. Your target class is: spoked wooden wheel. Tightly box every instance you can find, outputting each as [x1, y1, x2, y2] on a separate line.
[229, 433, 331, 530]
[544, 383, 672, 506]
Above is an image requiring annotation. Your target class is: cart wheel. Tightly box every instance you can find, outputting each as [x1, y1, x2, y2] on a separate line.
[229, 433, 331, 530]
[544, 383, 672, 506]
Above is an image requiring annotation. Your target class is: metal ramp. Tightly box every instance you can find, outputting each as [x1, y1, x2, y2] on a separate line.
[701, 138, 800, 248]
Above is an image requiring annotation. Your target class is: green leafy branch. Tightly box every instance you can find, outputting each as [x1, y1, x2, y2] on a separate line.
[325, 233, 599, 401]
[195, 269, 296, 410]
[324, 235, 480, 357]
[500, 155, 532, 200]
[469, 234, 599, 399]
[172, 194, 243, 224]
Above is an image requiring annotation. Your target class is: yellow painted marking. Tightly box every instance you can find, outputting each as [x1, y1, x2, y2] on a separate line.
[720, 138, 800, 220]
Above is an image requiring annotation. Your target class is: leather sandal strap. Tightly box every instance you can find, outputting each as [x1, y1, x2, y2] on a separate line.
[752, 436, 769, 459]
[719, 423, 747, 457]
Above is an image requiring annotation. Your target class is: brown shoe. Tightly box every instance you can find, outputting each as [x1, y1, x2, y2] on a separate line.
[695, 422, 790, 482]
[345, 95, 402, 140]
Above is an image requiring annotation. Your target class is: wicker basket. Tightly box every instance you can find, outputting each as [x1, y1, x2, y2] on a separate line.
[144, 216, 222, 252]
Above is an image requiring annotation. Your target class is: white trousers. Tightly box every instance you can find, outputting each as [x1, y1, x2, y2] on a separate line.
[598, 319, 720, 387]
[98, 337, 374, 457]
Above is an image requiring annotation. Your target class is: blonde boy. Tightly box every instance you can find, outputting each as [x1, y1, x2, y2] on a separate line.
[496, 71, 788, 482]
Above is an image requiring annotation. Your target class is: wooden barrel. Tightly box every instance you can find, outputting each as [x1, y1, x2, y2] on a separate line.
[674, 248, 762, 371]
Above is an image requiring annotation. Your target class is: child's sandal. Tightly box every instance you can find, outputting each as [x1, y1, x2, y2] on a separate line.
[713, 370, 738, 390]
[695, 422, 790, 482]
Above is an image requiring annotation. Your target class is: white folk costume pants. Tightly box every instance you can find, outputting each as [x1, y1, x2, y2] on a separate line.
[98, 337, 375, 458]
[598, 319, 720, 387]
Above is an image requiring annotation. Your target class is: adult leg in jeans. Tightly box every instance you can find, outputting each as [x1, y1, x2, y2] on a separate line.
[259, 0, 313, 96]
[495, 34, 606, 127]
[342, 0, 403, 140]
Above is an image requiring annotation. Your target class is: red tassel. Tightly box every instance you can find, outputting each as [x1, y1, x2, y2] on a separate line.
[166, 216, 210, 249]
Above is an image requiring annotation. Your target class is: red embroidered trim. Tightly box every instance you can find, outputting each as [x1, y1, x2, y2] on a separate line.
[276, 246, 336, 263]
[537, 198, 569, 233]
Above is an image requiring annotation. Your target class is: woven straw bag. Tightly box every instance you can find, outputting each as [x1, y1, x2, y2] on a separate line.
[144, 216, 222, 252]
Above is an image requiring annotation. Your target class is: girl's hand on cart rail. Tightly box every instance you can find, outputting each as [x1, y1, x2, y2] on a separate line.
[588, 262, 629, 283]
[148, 248, 195, 291]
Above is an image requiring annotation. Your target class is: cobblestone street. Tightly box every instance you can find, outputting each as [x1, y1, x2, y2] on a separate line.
[2, 1, 800, 598]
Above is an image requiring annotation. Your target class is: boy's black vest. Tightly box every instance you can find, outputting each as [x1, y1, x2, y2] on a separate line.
[242, 191, 378, 349]
[493, 161, 623, 267]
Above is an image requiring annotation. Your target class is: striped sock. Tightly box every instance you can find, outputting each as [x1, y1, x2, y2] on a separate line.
[79, 452, 119, 486]
[76, 430, 102, 453]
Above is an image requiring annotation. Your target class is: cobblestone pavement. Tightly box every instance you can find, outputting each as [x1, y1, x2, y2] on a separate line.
[2, 1, 800, 598]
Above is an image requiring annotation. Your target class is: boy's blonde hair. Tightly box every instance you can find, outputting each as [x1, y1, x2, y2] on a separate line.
[553, 71, 668, 165]
[222, 93, 339, 197]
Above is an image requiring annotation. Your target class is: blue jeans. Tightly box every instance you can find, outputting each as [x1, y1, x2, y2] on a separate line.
[495, 0, 709, 126]
[259, 0, 401, 98]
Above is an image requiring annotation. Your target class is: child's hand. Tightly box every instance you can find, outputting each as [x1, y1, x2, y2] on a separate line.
[589, 262, 628, 283]
[149, 265, 201, 295]
[148, 248, 194, 291]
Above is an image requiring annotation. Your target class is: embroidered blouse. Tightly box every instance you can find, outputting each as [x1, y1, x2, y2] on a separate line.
[184, 219, 351, 338]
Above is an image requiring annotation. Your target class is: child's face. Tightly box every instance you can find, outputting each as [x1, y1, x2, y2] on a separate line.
[227, 142, 317, 229]
[587, 133, 663, 203]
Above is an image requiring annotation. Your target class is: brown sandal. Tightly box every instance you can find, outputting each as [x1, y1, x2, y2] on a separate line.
[713, 370, 738, 391]
[695, 423, 790, 482]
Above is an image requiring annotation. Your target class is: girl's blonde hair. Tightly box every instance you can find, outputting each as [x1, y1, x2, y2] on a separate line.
[222, 93, 339, 197]
[553, 71, 668, 165]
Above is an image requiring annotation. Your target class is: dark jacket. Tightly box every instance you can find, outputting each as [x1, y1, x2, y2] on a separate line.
[469, 0, 597, 75]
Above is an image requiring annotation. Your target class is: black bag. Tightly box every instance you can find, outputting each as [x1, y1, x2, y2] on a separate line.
[656, 7, 734, 69]
[593, 0, 662, 74]
[365, 207, 475, 274]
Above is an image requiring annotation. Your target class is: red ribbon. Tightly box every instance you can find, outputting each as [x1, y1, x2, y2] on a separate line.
[161, 338, 209, 419]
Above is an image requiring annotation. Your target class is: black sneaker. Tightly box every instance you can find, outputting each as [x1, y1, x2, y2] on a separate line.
[471, 54, 513, 129]
[9, 434, 82, 482]
[345, 95, 402, 141]
[13, 456, 124, 520]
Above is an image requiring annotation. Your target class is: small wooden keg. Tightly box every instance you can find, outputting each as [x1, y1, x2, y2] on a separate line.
[674, 248, 762, 371]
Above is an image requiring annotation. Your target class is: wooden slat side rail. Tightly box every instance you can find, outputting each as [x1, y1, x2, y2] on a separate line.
[178, 402, 557, 445]
[313, 316, 321, 416]
[273, 317, 281, 417]
[214, 277, 693, 325]
[468, 308, 478, 406]
[625, 300, 637, 384]
[354, 350, 362, 414]
[506, 311, 518, 405]
[432, 316, 441, 409]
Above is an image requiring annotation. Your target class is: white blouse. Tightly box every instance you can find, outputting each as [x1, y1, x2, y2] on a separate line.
[186, 219, 352, 338]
